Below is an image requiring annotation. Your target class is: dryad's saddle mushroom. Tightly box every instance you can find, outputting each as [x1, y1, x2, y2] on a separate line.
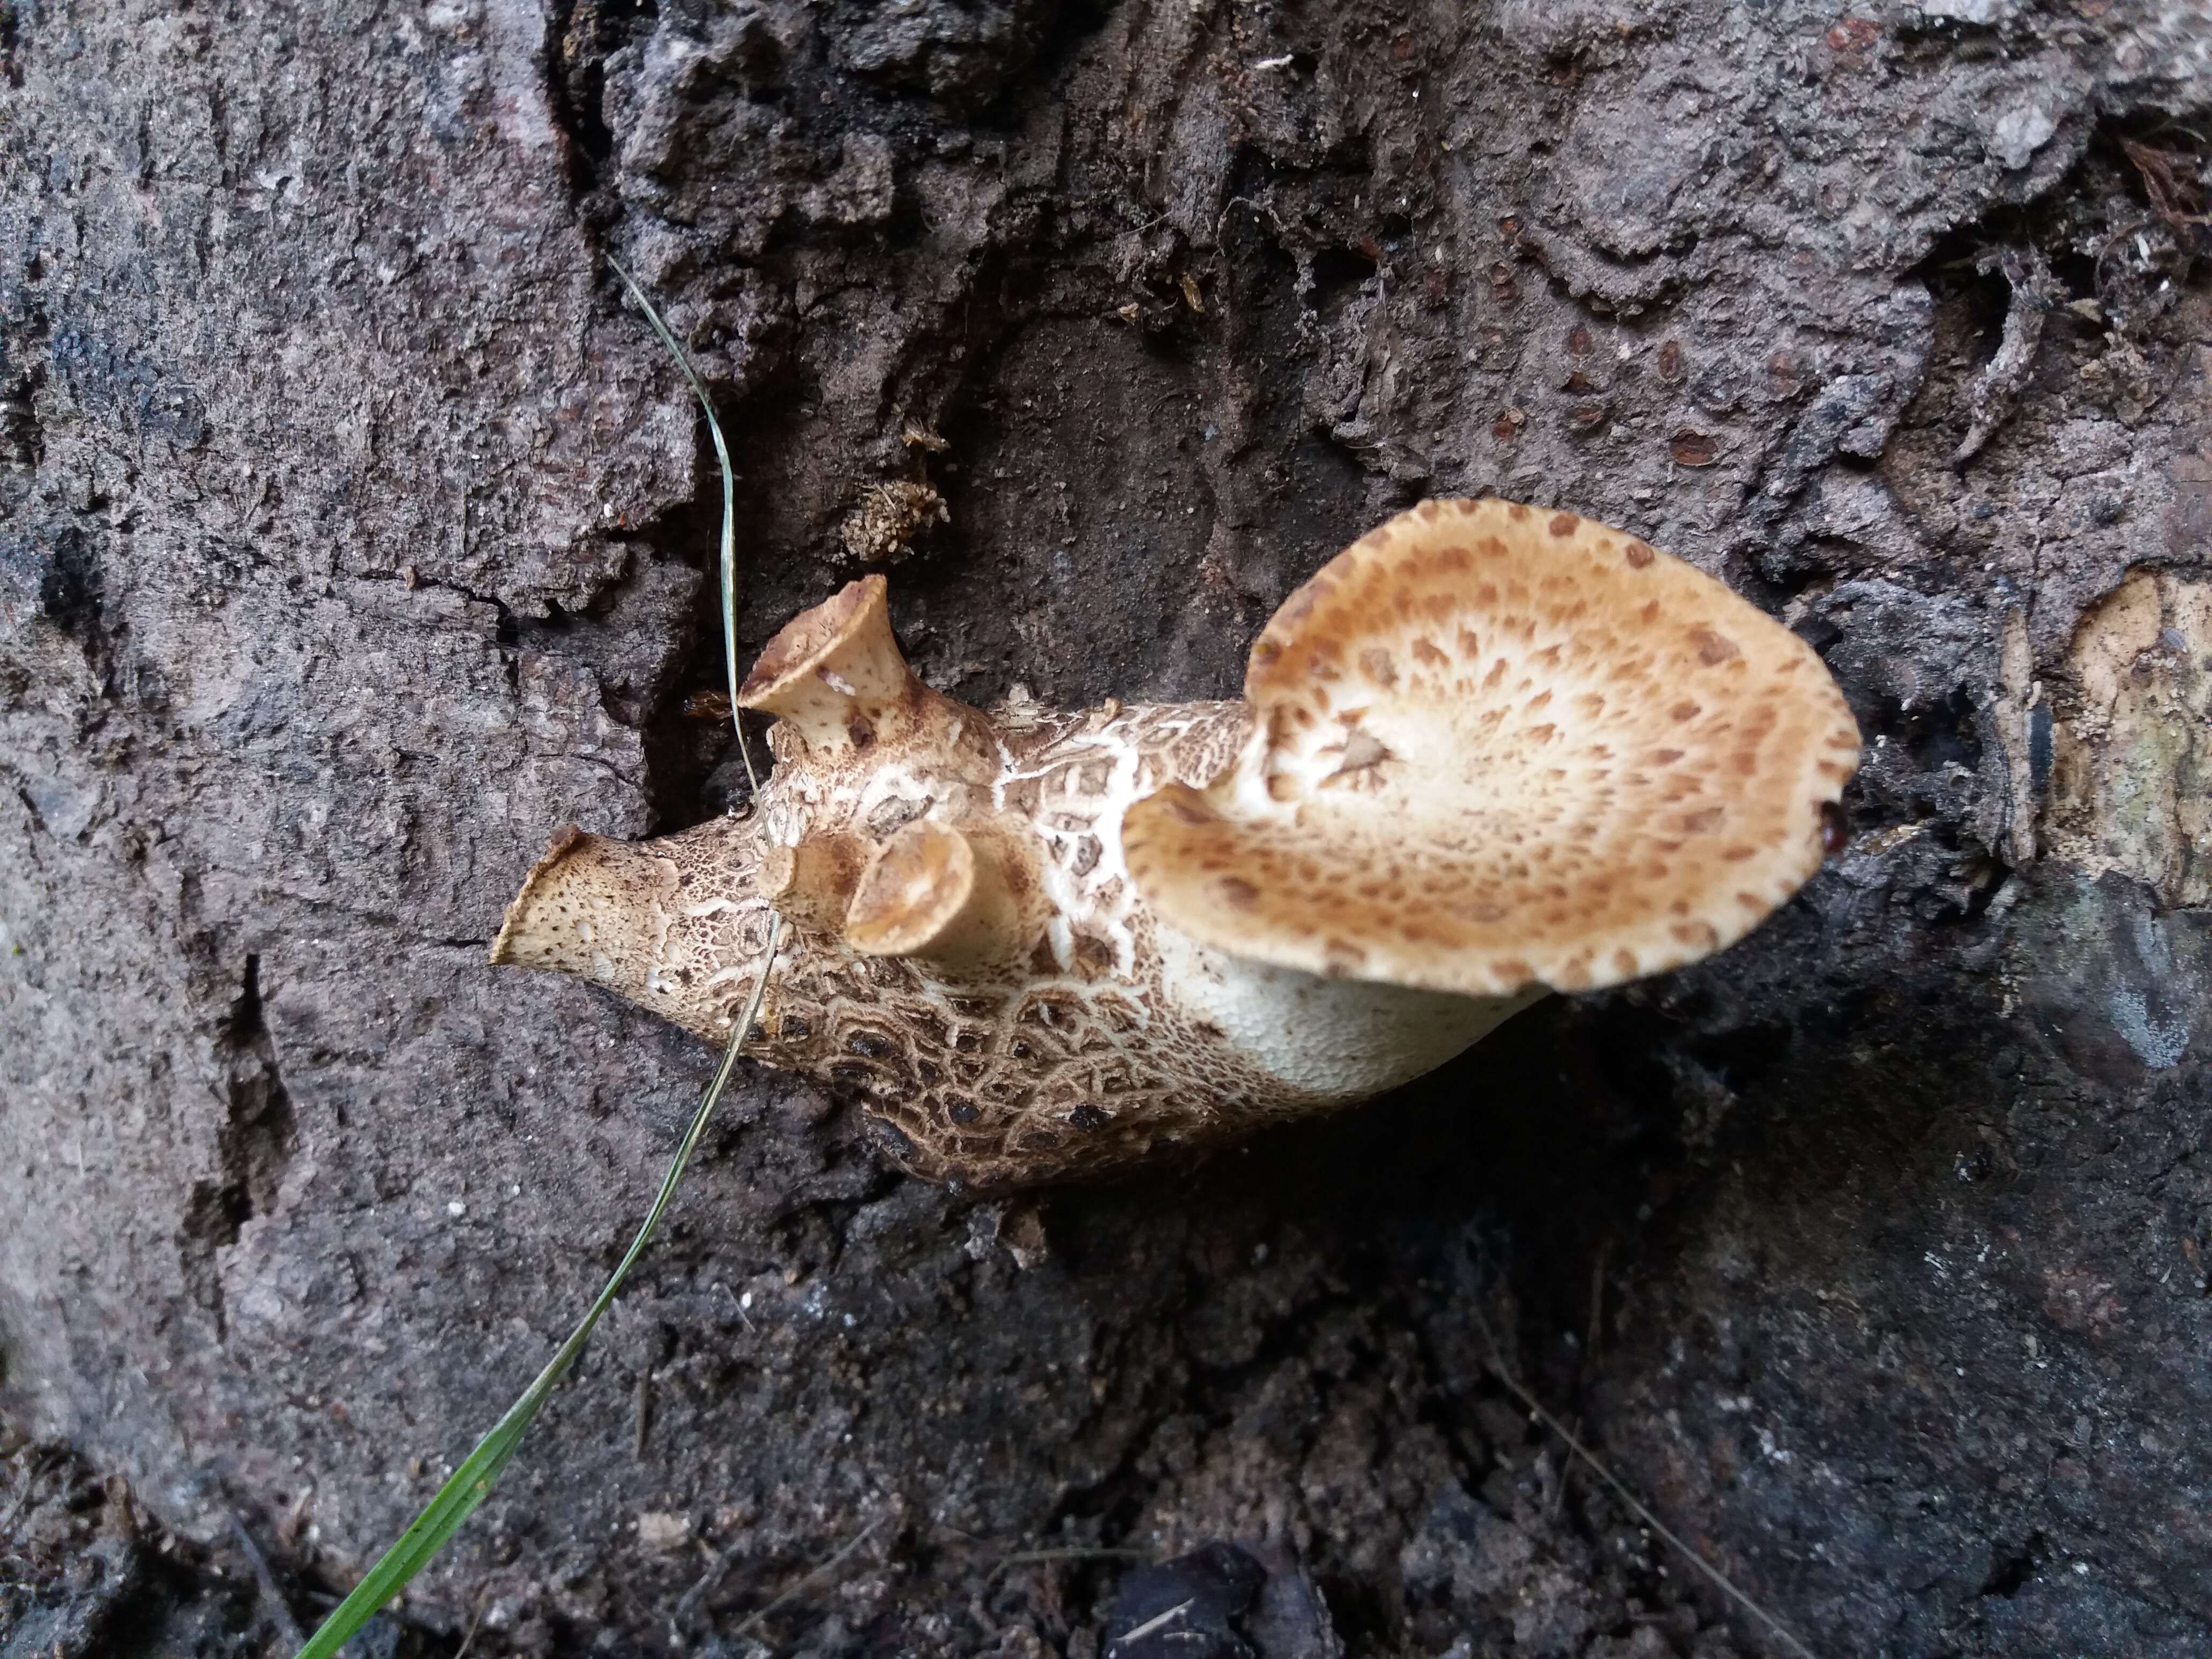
[492, 499, 1861, 1190]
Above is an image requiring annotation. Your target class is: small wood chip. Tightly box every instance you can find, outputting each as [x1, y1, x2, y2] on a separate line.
[1670, 430, 1720, 467]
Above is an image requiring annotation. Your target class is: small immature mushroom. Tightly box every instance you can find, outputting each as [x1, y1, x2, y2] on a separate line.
[842, 820, 1049, 970]
[759, 833, 866, 935]
[492, 498, 1859, 1190]
[734, 573, 939, 755]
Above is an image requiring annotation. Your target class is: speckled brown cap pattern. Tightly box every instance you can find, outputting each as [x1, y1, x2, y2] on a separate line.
[1123, 497, 1864, 997]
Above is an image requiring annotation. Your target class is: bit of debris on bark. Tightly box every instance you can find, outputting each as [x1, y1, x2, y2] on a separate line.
[838, 479, 950, 564]
[1953, 246, 2054, 467]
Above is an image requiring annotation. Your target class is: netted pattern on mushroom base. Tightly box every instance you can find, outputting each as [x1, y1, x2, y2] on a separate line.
[1123, 498, 1862, 998]
[496, 702, 1356, 1191]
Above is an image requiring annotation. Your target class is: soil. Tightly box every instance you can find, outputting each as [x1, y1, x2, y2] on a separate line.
[3, 1, 2211, 1655]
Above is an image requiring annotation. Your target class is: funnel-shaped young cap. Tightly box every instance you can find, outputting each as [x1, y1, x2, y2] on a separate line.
[759, 832, 866, 935]
[843, 821, 1047, 969]
[1122, 498, 1861, 996]
[736, 573, 919, 755]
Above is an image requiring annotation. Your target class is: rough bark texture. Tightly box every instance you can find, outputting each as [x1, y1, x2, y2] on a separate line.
[3, 1, 2210, 1655]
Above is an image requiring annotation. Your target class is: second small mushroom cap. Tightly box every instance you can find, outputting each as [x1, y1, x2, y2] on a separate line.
[1122, 498, 1861, 996]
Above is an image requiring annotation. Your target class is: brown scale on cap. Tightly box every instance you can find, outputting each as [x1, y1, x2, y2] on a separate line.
[1122, 498, 1862, 997]
[492, 498, 1859, 1189]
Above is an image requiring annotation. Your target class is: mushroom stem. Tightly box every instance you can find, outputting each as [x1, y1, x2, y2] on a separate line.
[488, 826, 680, 1004]
[1154, 924, 1545, 1103]
[760, 833, 865, 935]
[490, 817, 773, 1044]
[843, 820, 1043, 969]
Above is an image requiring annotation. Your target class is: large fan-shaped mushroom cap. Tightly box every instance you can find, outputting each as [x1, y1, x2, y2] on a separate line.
[1122, 498, 1860, 998]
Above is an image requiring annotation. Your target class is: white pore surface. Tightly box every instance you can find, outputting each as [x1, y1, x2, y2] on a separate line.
[1153, 921, 1540, 1103]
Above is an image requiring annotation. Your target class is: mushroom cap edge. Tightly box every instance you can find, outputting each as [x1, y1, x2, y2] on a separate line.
[1120, 497, 1863, 999]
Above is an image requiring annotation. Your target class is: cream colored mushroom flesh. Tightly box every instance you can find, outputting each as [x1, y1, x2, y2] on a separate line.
[492, 499, 1860, 1190]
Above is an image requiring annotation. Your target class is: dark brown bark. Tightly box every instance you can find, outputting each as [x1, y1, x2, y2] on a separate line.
[3, 1, 2210, 1654]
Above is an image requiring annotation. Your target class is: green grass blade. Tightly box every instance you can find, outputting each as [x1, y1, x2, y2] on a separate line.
[295, 260, 774, 1658]
[294, 927, 781, 1659]
[604, 259, 757, 792]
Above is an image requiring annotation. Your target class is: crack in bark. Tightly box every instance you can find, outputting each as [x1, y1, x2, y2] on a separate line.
[176, 954, 297, 1343]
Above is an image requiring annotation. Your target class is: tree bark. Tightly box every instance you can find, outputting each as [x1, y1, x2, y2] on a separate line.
[3, 1, 2210, 1654]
